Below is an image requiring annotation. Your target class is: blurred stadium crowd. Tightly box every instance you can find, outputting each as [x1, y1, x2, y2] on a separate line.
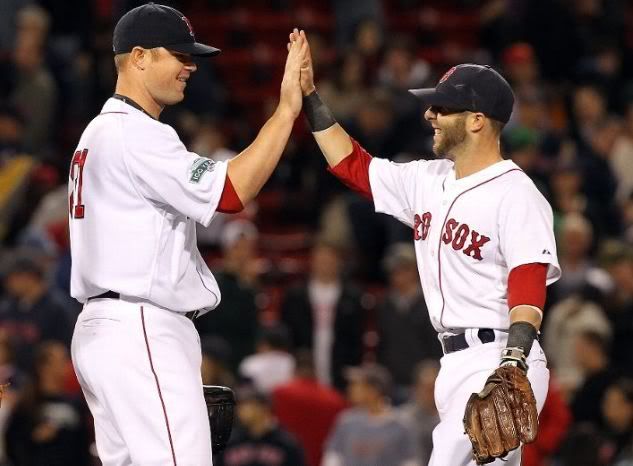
[0, 0, 633, 465]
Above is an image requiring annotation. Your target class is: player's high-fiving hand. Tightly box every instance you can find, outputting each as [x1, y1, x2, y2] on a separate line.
[290, 30, 315, 97]
[278, 28, 308, 120]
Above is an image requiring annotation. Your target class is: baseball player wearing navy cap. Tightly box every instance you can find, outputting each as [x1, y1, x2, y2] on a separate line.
[294, 31, 560, 466]
[68, 4, 308, 465]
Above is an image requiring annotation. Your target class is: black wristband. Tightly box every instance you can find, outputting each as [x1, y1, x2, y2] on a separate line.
[303, 90, 337, 132]
[506, 321, 538, 356]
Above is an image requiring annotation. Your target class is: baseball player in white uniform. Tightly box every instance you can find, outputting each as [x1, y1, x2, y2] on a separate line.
[293, 31, 560, 466]
[68, 4, 308, 465]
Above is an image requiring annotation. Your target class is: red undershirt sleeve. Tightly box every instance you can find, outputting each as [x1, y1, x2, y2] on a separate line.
[507, 263, 548, 310]
[327, 138, 373, 200]
[217, 174, 244, 213]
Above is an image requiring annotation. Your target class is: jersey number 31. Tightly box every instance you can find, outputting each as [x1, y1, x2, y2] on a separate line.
[69, 148, 88, 219]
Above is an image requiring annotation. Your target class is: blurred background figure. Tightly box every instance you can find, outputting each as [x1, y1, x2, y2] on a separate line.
[570, 330, 617, 427]
[397, 360, 440, 466]
[5, 341, 91, 466]
[549, 213, 610, 304]
[239, 325, 295, 394]
[196, 220, 260, 372]
[0, 335, 24, 466]
[281, 240, 364, 390]
[217, 385, 306, 466]
[0, 250, 72, 373]
[322, 363, 419, 466]
[272, 350, 347, 466]
[201, 336, 236, 389]
[599, 378, 633, 465]
[597, 241, 633, 375]
[522, 378, 572, 466]
[0, 4, 57, 158]
[376, 243, 441, 401]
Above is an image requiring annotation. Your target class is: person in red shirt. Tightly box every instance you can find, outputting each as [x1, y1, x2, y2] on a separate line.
[272, 350, 347, 466]
[522, 377, 572, 466]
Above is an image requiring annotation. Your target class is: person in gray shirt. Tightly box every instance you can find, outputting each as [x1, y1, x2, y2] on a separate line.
[398, 360, 441, 466]
[322, 363, 419, 466]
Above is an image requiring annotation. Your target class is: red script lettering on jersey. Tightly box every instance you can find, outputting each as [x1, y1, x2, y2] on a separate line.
[442, 218, 491, 261]
[69, 148, 89, 219]
[413, 212, 432, 240]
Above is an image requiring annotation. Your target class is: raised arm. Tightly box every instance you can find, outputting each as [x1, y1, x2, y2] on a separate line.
[225, 30, 308, 205]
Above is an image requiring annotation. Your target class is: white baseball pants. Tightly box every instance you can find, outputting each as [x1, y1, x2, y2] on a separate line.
[71, 297, 212, 466]
[428, 330, 549, 466]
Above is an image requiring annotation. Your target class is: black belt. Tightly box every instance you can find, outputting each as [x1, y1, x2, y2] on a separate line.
[87, 291, 200, 320]
[88, 290, 120, 300]
[441, 328, 496, 354]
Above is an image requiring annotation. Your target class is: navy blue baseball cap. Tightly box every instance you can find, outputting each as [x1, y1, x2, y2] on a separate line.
[113, 3, 220, 57]
[410, 64, 514, 123]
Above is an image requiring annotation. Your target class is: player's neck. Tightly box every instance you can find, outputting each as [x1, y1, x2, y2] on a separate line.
[114, 80, 163, 119]
[452, 137, 503, 180]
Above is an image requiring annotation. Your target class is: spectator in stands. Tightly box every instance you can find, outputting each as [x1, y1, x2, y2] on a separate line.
[0, 336, 24, 466]
[377, 37, 430, 154]
[272, 350, 347, 466]
[501, 42, 542, 98]
[548, 160, 606, 243]
[318, 51, 370, 123]
[239, 325, 295, 394]
[543, 293, 611, 395]
[0, 4, 57, 157]
[0, 251, 72, 372]
[281, 240, 364, 390]
[217, 385, 306, 466]
[505, 126, 551, 197]
[201, 336, 236, 389]
[601, 378, 633, 464]
[570, 330, 617, 427]
[579, 118, 622, 236]
[397, 360, 440, 466]
[196, 220, 260, 371]
[5, 341, 91, 466]
[333, 1, 383, 52]
[191, 119, 237, 163]
[352, 17, 384, 76]
[322, 363, 419, 466]
[599, 241, 633, 374]
[378, 37, 430, 91]
[610, 101, 633, 202]
[571, 84, 608, 150]
[549, 213, 611, 304]
[376, 243, 441, 397]
[557, 423, 609, 466]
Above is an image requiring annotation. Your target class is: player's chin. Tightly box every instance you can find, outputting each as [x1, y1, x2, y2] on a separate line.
[165, 91, 186, 105]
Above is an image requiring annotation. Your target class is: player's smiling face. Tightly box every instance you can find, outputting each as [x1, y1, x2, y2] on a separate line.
[424, 106, 468, 158]
[146, 48, 197, 106]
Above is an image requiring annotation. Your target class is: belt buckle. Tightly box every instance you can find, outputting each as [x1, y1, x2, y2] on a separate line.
[440, 335, 451, 354]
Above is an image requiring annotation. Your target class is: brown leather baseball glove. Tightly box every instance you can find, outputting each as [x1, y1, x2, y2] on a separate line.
[463, 365, 538, 465]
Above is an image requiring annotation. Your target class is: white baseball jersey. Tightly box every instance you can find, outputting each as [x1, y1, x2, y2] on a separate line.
[68, 97, 227, 313]
[369, 158, 561, 332]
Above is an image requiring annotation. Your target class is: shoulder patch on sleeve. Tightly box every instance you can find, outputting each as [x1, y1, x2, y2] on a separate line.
[189, 157, 215, 183]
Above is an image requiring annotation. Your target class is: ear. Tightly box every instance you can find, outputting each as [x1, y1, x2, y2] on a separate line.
[469, 112, 486, 133]
[130, 47, 149, 71]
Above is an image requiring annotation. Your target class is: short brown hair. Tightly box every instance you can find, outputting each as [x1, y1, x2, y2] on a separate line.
[489, 119, 505, 136]
[114, 53, 129, 73]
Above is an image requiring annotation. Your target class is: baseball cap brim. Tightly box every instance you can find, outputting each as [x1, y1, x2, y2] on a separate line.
[409, 88, 467, 111]
[168, 42, 221, 57]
